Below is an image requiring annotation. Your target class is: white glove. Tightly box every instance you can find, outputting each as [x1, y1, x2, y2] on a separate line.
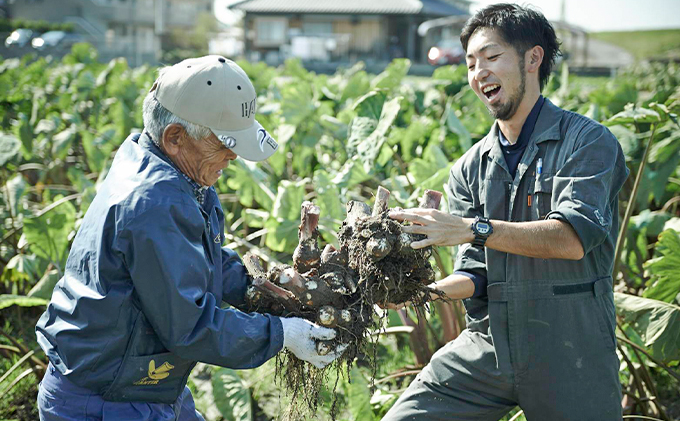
[280, 317, 348, 369]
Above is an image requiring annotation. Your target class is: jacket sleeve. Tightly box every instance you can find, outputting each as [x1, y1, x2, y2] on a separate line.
[220, 247, 249, 307]
[445, 162, 487, 277]
[546, 124, 629, 255]
[119, 202, 283, 369]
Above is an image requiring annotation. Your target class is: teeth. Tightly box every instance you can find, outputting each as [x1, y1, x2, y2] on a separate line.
[483, 84, 500, 93]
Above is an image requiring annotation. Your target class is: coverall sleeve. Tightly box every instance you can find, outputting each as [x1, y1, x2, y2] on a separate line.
[220, 247, 249, 307]
[120, 203, 283, 369]
[445, 163, 488, 277]
[546, 124, 629, 255]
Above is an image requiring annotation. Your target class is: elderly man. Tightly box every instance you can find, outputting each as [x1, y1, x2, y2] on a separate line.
[36, 56, 342, 421]
[385, 4, 628, 420]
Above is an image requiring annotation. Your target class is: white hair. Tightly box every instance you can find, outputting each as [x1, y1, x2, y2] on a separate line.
[142, 68, 212, 146]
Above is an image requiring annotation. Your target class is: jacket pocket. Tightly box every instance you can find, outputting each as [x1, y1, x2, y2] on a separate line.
[533, 174, 553, 220]
[102, 352, 195, 404]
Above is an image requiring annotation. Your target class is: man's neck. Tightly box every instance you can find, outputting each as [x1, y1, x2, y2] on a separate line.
[497, 89, 541, 144]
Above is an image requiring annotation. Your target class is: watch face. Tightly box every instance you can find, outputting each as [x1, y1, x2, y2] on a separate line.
[476, 222, 491, 235]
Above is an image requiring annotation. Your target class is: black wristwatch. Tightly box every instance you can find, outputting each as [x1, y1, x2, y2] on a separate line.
[471, 216, 493, 247]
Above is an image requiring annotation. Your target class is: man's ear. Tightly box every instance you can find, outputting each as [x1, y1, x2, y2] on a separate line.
[526, 45, 544, 73]
[161, 124, 186, 156]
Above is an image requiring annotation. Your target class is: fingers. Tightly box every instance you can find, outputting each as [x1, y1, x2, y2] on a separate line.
[310, 324, 337, 341]
[311, 343, 349, 368]
[388, 212, 432, 226]
[410, 238, 434, 249]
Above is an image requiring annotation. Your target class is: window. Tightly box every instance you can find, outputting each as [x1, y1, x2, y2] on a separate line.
[254, 17, 287, 47]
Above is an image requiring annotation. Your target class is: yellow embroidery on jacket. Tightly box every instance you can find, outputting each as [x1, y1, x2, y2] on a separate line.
[133, 360, 175, 385]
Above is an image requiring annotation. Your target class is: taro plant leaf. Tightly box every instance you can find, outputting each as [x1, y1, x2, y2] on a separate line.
[371, 58, 411, 91]
[225, 159, 275, 209]
[52, 124, 77, 159]
[643, 229, 680, 304]
[13, 113, 33, 158]
[212, 367, 252, 421]
[609, 125, 638, 158]
[614, 292, 680, 364]
[4, 254, 39, 282]
[332, 160, 371, 191]
[3, 174, 26, 218]
[263, 218, 299, 253]
[356, 96, 402, 173]
[23, 199, 77, 271]
[82, 126, 117, 173]
[347, 116, 377, 155]
[347, 367, 374, 421]
[443, 98, 472, 151]
[607, 104, 662, 125]
[0, 294, 49, 310]
[629, 210, 672, 238]
[0, 133, 22, 166]
[271, 179, 307, 221]
[313, 170, 345, 222]
[27, 268, 60, 300]
[353, 91, 387, 121]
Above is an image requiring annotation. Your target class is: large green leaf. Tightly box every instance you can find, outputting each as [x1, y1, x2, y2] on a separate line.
[615, 292, 680, 364]
[264, 218, 299, 254]
[313, 170, 345, 222]
[607, 104, 662, 125]
[0, 294, 48, 310]
[353, 91, 387, 121]
[331, 160, 371, 190]
[82, 126, 116, 173]
[212, 367, 252, 421]
[0, 133, 21, 166]
[3, 174, 26, 217]
[23, 199, 77, 267]
[225, 160, 275, 209]
[355, 96, 402, 173]
[3, 254, 39, 283]
[643, 229, 680, 304]
[371, 58, 411, 91]
[27, 269, 61, 300]
[51, 124, 77, 159]
[443, 98, 472, 151]
[347, 367, 374, 421]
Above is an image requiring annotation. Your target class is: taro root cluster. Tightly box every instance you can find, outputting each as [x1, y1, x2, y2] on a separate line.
[242, 187, 443, 366]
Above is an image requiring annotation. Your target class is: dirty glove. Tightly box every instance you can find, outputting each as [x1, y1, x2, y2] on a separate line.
[280, 317, 347, 368]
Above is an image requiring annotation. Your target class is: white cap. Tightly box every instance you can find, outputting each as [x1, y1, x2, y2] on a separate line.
[150, 55, 278, 162]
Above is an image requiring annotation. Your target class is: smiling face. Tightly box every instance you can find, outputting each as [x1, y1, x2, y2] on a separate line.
[465, 28, 527, 121]
[162, 124, 237, 187]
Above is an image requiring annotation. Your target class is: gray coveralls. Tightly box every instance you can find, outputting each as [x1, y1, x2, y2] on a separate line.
[383, 99, 629, 420]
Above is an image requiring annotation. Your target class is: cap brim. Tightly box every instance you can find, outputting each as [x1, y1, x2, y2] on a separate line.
[212, 120, 278, 162]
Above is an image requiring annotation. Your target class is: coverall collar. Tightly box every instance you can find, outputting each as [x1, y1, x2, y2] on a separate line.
[480, 97, 563, 157]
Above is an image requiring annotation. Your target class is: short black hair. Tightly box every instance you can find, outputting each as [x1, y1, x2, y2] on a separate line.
[460, 3, 561, 90]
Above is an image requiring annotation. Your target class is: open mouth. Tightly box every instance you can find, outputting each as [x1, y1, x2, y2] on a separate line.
[482, 84, 501, 101]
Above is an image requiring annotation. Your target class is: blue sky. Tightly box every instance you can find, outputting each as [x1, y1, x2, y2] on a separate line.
[215, 0, 680, 32]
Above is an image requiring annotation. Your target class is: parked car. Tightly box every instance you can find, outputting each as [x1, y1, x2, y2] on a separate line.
[427, 39, 465, 66]
[31, 31, 84, 51]
[5, 28, 35, 48]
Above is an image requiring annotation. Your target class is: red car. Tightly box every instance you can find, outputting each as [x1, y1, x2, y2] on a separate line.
[428, 39, 465, 66]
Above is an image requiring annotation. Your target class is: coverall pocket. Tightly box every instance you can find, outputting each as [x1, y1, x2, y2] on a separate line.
[102, 352, 194, 404]
[594, 292, 617, 351]
[532, 175, 553, 220]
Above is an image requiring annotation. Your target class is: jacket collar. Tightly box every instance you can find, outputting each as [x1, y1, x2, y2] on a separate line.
[136, 131, 210, 205]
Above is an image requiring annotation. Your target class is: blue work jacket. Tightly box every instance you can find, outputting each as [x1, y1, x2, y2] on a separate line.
[36, 132, 283, 404]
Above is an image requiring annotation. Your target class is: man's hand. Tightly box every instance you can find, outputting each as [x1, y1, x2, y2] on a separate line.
[280, 317, 347, 368]
[388, 208, 474, 249]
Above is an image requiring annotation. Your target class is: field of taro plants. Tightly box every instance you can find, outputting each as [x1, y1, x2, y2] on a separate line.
[1, 44, 679, 420]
